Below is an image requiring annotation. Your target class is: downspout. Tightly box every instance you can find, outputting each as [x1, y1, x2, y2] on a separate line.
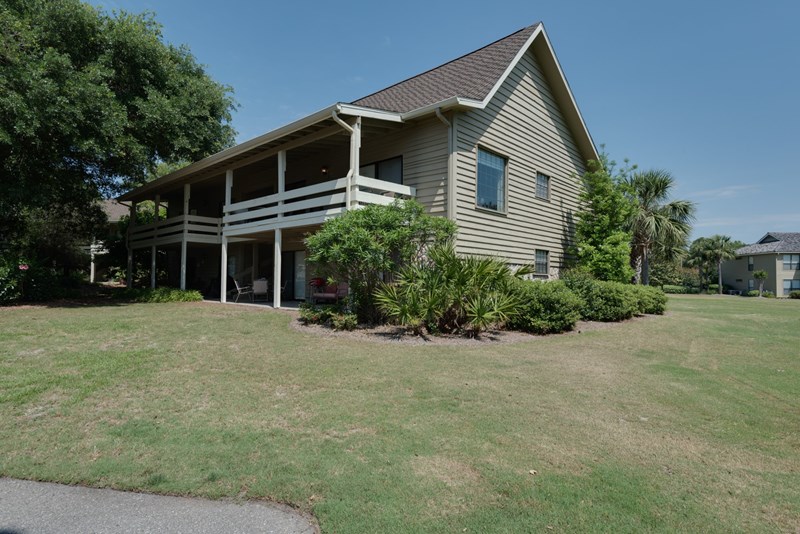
[435, 108, 457, 222]
[332, 110, 355, 210]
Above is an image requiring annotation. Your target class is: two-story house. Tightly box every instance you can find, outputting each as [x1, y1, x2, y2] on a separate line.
[118, 22, 598, 307]
[722, 232, 800, 296]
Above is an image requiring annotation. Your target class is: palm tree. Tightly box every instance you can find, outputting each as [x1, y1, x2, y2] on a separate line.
[626, 170, 696, 285]
[703, 234, 739, 294]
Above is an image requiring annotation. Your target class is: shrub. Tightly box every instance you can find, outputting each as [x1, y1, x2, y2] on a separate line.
[563, 273, 638, 322]
[763, 290, 775, 299]
[662, 285, 699, 294]
[506, 280, 583, 334]
[745, 290, 760, 297]
[790, 291, 800, 299]
[112, 287, 203, 303]
[627, 285, 667, 315]
[0, 257, 65, 304]
[299, 303, 357, 331]
[708, 284, 719, 293]
[374, 243, 526, 336]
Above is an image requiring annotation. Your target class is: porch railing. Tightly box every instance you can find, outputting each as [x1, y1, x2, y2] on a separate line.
[128, 214, 221, 248]
[222, 175, 416, 235]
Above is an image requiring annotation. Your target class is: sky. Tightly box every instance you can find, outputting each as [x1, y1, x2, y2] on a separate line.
[89, 0, 800, 244]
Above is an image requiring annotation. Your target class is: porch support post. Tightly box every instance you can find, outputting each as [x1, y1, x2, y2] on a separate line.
[273, 229, 282, 308]
[90, 241, 96, 283]
[220, 236, 228, 303]
[277, 150, 286, 217]
[150, 244, 156, 289]
[350, 116, 361, 209]
[126, 201, 136, 288]
[180, 184, 190, 290]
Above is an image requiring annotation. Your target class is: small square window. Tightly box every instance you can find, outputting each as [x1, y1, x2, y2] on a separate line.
[536, 173, 550, 200]
[783, 254, 800, 270]
[476, 148, 506, 212]
[783, 279, 800, 295]
[535, 250, 549, 275]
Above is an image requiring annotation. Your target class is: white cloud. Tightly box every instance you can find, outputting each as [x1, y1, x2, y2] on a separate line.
[695, 213, 800, 228]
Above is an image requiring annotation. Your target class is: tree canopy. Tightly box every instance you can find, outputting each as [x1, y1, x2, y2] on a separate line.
[0, 0, 236, 255]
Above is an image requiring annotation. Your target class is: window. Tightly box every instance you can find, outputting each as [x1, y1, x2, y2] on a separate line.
[535, 250, 549, 275]
[476, 148, 506, 212]
[360, 156, 402, 184]
[748, 279, 754, 291]
[747, 256, 754, 271]
[536, 172, 550, 200]
[783, 279, 800, 296]
[783, 254, 800, 270]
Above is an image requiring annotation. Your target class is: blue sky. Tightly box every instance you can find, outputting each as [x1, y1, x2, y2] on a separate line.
[90, 0, 800, 244]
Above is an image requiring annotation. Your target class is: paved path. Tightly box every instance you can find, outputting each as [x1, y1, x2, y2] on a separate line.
[0, 478, 317, 534]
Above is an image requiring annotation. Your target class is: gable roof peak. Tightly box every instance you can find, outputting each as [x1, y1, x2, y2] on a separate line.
[352, 22, 542, 114]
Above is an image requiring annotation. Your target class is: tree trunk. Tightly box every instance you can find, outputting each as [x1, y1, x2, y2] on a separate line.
[717, 259, 723, 294]
[641, 247, 650, 286]
[759, 280, 764, 297]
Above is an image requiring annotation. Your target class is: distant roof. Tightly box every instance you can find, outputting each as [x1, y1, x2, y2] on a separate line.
[352, 23, 541, 113]
[736, 232, 800, 255]
[101, 199, 128, 222]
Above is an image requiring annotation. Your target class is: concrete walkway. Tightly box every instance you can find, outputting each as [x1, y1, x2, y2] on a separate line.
[0, 478, 317, 534]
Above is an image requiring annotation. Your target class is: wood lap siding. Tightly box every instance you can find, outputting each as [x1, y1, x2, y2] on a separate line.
[454, 48, 585, 269]
[361, 116, 448, 215]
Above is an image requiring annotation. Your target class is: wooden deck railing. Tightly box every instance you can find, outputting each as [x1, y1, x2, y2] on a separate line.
[128, 214, 221, 248]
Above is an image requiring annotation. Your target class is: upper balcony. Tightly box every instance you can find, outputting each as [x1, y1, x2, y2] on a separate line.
[222, 174, 415, 237]
[128, 214, 221, 249]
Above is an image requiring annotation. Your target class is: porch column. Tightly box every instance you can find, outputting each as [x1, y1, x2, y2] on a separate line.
[220, 236, 228, 303]
[277, 150, 286, 217]
[126, 201, 137, 288]
[90, 241, 96, 283]
[150, 244, 156, 289]
[273, 229, 282, 308]
[350, 116, 361, 209]
[151, 194, 160, 289]
[180, 184, 190, 290]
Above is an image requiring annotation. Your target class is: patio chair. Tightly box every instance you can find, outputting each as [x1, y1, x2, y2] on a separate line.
[252, 279, 268, 302]
[228, 277, 253, 303]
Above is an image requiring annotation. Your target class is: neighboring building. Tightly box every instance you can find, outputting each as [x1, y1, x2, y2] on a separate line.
[118, 22, 598, 306]
[721, 232, 800, 296]
[87, 200, 128, 283]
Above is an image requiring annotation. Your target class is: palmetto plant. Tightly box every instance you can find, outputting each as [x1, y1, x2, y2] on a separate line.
[374, 243, 528, 336]
[626, 170, 696, 285]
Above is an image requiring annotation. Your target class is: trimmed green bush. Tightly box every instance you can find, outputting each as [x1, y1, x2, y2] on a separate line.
[331, 313, 358, 331]
[790, 291, 800, 299]
[506, 280, 583, 334]
[299, 303, 356, 331]
[662, 285, 700, 294]
[627, 285, 667, 315]
[745, 290, 760, 297]
[708, 284, 719, 293]
[763, 290, 775, 298]
[563, 272, 638, 322]
[112, 287, 203, 303]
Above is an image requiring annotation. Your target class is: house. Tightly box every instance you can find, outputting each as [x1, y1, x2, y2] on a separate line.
[721, 232, 800, 296]
[118, 22, 598, 307]
[86, 200, 128, 283]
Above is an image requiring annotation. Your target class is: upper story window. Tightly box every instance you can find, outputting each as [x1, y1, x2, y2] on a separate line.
[783, 254, 800, 270]
[536, 172, 550, 200]
[476, 148, 506, 212]
[360, 156, 402, 184]
[748, 256, 754, 271]
[535, 249, 549, 275]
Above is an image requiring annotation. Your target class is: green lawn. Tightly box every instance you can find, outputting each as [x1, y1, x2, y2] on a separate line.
[1, 296, 798, 532]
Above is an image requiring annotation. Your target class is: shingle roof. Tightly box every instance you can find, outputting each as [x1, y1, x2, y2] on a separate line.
[351, 23, 541, 113]
[736, 232, 800, 255]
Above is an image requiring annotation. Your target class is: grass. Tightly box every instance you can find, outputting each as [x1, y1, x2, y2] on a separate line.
[1, 296, 798, 532]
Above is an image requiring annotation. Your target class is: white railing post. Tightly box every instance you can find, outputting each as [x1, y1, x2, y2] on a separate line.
[277, 150, 286, 219]
[273, 228, 282, 308]
[180, 184, 190, 290]
[351, 116, 361, 209]
[127, 201, 137, 288]
[220, 236, 228, 303]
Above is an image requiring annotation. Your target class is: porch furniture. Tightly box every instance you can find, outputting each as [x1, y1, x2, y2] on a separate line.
[228, 277, 253, 303]
[253, 279, 268, 301]
[310, 281, 348, 304]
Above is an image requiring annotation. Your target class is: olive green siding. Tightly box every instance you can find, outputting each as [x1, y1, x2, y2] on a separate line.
[453, 48, 585, 272]
[722, 254, 800, 295]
